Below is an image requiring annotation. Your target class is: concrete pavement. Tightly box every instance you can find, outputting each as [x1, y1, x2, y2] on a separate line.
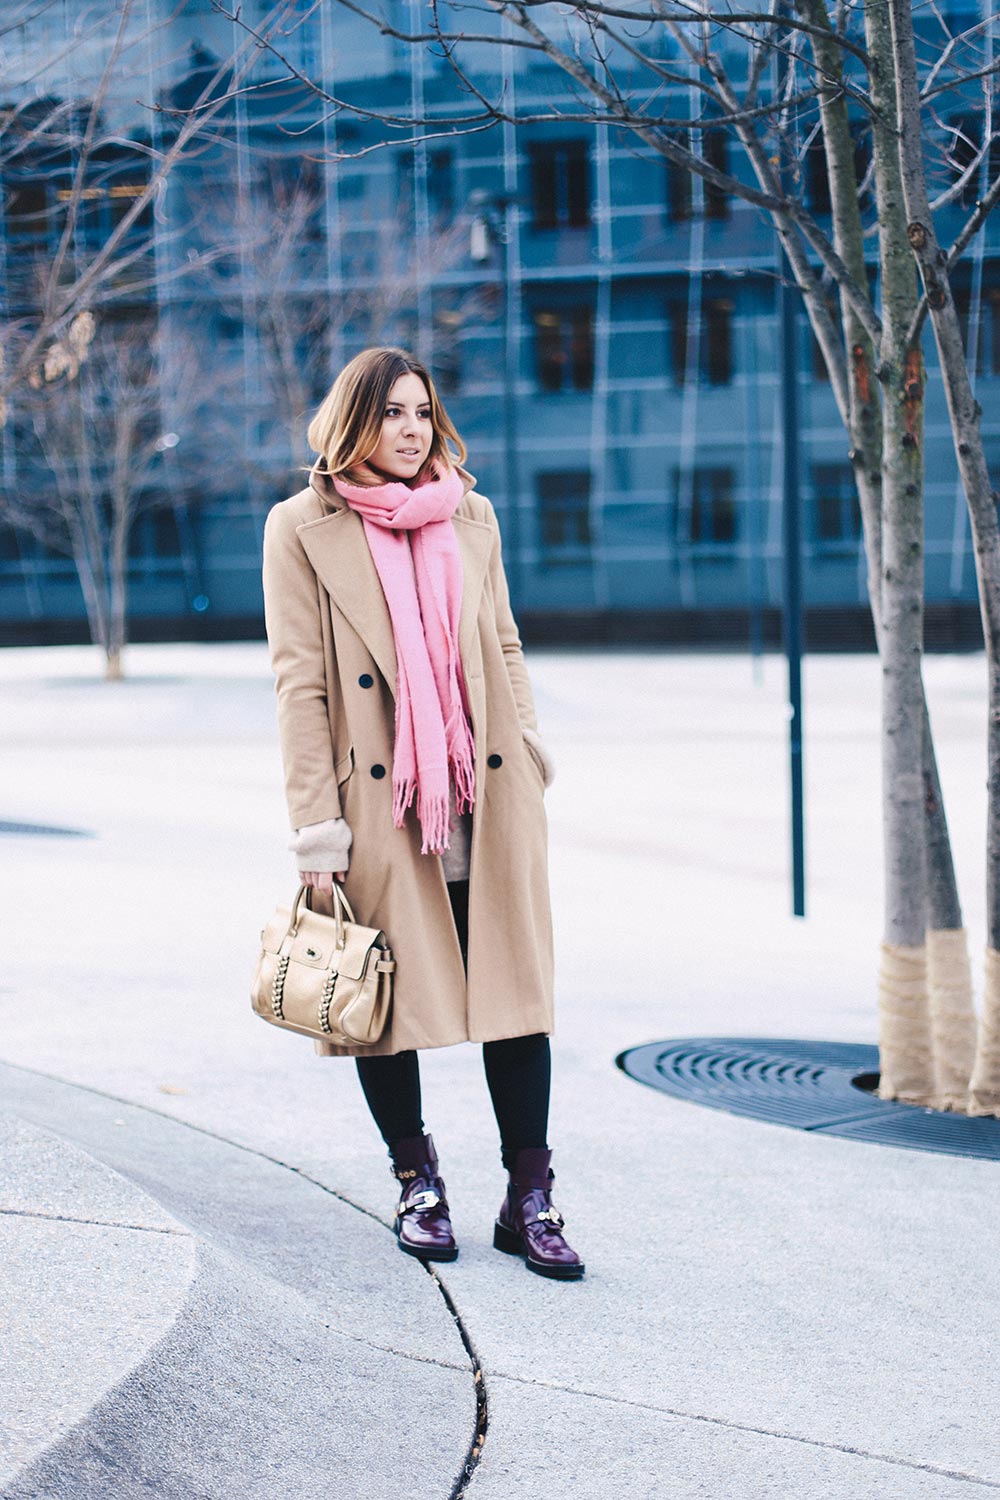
[0, 1113, 196, 1490]
[1, 643, 999, 1497]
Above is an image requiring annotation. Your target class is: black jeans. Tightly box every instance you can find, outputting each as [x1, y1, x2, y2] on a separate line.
[355, 880, 551, 1169]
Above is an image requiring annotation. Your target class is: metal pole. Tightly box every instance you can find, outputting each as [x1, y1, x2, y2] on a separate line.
[499, 199, 520, 609]
[775, 2, 806, 918]
[779, 266, 806, 917]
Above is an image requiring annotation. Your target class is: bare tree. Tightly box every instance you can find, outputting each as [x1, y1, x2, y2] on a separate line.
[212, 0, 1000, 1112]
[0, 0, 278, 414]
[5, 312, 232, 679]
[202, 152, 489, 470]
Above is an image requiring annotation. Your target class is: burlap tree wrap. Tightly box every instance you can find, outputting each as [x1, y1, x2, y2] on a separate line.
[877, 942, 936, 1105]
[926, 927, 978, 1110]
[967, 946, 1000, 1117]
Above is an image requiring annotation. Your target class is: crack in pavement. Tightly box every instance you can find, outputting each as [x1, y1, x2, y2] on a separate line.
[484, 1369, 1000, 1490]
[0, 1058, 489, 1500]
[0, 1206, 189, 1234]
[4, 1057, 991, 1494]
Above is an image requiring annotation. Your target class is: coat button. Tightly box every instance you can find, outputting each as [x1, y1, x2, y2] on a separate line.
[487, 753, 503, 769]
[358, 673, 374, 688]
[371, 763, 386, 779]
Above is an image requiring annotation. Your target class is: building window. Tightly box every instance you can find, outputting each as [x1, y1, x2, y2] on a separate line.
[536, 470, 592, 560]
[528, 141, 590, 229]
[128, 504, 182, 564]
[258, 155, 323, 240]
[665, 128, 728, 221]
[956, 286, 1000, 377]
[666, 133, 692, 222]
[703, 128, 730, 220]
[667, 295, 734, 386]
[432, 304, 463, 394]
[807, 138, 831, 214]
[532, 305, 594, 392]
[806, 130, 872, 215]
[428, 149, 454, 222]
[948, 116, 981, 209]
[677, 466, 737, 546]
[395, 151, 415, 218]
[0, 524, 23, 564]
[813, 464, 862, 548]
[990, 290, 1000, 377]
[4, 179, 49, 239]
[704, 299, 733, 384]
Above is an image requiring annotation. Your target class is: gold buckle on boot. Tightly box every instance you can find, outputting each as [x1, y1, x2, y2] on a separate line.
[536, 1206, 564, 1228]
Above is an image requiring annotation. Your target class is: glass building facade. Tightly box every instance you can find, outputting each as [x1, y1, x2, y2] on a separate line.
[1, 1, 997, 644]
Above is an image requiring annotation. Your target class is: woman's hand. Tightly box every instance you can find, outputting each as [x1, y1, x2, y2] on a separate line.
[301, 870, 347, 892]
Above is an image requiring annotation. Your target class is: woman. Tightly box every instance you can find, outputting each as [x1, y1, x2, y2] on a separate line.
[262, 346, 583, 1280]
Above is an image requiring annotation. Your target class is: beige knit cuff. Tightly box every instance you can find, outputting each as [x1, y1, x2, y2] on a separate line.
[289, 817, 352, 873]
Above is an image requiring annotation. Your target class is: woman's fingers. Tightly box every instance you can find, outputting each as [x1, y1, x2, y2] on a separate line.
[299, 870, 345, 889]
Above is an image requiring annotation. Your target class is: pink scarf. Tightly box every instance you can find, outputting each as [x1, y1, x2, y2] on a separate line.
[332, 465, 475, 854]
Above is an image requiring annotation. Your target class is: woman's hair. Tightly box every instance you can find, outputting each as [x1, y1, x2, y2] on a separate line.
[307, 346, 467, 483]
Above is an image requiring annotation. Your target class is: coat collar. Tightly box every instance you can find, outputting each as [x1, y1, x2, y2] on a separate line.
[296, 462, 492, 700]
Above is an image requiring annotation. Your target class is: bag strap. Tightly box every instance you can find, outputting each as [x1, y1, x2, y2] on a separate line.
[291, 882, 358, 950]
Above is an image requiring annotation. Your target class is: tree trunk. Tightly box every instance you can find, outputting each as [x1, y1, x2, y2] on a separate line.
[863, 0, 935, 1104]
[796, 0, 970, 1084]
[887, 0, 1000, 1113]
[106, 423, 134, 683]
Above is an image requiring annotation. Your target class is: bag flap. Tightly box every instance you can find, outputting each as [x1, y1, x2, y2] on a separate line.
[286, 907, 343, 969]
[259, 894, 387, 978]
[336, 923, 387, 981]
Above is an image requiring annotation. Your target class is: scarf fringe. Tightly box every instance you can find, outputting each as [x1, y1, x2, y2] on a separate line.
[392, 773, 416, 830]
[451, 748, 476, 816]
[416, 786, 451, 856]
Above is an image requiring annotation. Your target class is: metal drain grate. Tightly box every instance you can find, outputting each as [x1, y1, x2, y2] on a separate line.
[617, 1037, 1000, 1161]
[0, 820, 91, 838]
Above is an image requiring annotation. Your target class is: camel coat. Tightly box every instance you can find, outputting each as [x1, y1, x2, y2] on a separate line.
[262, 466, 554, 1057]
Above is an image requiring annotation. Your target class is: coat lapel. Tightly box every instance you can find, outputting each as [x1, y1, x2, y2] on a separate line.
[296, 500, 494, 699]
[297, 506, 399, 694]
[453, 513, 494, 667]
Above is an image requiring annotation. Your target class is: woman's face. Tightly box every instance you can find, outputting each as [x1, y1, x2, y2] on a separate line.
[367, 372, 433, 481]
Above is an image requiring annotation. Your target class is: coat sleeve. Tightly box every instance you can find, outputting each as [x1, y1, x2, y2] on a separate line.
[482, 496, 539, 734]
[262, 501, 344, 831]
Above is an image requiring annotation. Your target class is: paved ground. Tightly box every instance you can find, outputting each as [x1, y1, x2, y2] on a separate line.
[1, 643, 998, 1497]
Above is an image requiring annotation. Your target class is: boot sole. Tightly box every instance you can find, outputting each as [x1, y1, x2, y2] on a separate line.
[396, 1234, 459, 1264]
[493, 1220, 585, 1280]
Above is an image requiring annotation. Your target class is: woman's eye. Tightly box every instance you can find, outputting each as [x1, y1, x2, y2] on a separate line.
[384, 407, 399, 417]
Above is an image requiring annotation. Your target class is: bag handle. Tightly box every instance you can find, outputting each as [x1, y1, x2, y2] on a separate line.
[289, 881, 357, 948]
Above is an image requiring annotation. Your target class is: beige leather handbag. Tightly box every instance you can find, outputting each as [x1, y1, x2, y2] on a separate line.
[251, 883, 395, 1047]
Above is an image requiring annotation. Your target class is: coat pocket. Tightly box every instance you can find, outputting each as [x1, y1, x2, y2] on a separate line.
[523, 737, 546, 790]
[335, 746, 355, 786]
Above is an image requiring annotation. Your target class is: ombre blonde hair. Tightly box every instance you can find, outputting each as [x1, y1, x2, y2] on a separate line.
[307, 347, 467, 485]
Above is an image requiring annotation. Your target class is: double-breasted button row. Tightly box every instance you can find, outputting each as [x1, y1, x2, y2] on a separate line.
[370, 755, 501, 777]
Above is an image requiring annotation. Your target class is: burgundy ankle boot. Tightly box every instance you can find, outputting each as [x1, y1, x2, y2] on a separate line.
[493, 1148, 585, 1280]
[389, 1132, 458, 1263]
